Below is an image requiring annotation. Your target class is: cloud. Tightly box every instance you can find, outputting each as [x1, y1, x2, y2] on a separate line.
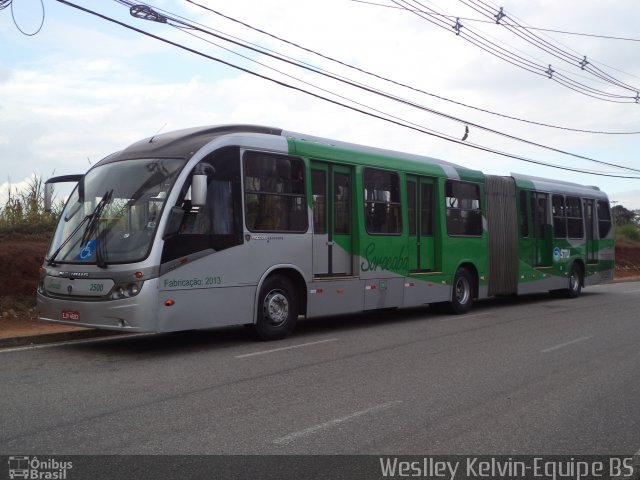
[0, 0, 638, 206]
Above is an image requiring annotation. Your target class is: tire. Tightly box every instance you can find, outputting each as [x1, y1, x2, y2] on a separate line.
[449, 267, 475, 314]
[565, 263, 583, 299]
[255, 275, 298, 341]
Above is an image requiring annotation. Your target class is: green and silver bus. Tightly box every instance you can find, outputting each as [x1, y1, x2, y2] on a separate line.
[38, 125, 614, 340]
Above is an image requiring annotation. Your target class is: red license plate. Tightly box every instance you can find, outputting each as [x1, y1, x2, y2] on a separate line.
[61, 310, 80, 321]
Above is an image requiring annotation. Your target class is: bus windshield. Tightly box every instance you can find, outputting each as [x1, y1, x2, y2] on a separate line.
[47, 158, 185, 266]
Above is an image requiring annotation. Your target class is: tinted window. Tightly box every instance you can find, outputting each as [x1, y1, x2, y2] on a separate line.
[445, 181, 482, 236]
[566, 196, 584, 239]
[311, 169, 326, 234]
[421, 183, 434, 236]
[597, 200, 612, 238]
[519, 190, 529, 238]
[334, 172, 351, 234]
[162, 148, 243, 262]
[407, 181, 416, 237]
[244, 152, 307, 232]
[552, 195, 567, 238]
[364, 169, 402, 234]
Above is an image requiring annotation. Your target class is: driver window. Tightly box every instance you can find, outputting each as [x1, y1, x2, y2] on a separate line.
[161, 147, 243, 263]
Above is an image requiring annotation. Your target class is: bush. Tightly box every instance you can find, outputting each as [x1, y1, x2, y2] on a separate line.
[0, 175, 62, 239]
[616, 223, 640, 242]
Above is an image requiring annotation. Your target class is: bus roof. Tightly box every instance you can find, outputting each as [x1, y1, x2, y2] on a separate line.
[94, 125, 482, 182]
[93, 125, 603, 195]
[283, 129, 484, 182]
[96, 125, 283, 165]
[512, 173, 608, 199]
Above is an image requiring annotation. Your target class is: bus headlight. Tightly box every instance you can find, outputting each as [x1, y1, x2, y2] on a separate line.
[111, 282, 143, 300]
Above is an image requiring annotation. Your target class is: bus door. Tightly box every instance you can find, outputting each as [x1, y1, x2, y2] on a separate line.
[406, 175, 435, 271]
[311, 162, 353, 276]
[584, 198, 597, 263]
[531, 192, 552, 267]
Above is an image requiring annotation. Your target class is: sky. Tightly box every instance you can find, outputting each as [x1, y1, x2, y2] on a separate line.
[1, 0, 639, 209]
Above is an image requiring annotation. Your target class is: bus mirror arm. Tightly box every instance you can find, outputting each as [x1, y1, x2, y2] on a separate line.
[44, 174, 84, 212]
[191, 174, 208, 207]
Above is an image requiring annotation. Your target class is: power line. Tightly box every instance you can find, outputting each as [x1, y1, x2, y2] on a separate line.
[3, 0, 45, 35]
[119, 0, 640, 173]
[462, 0, 640, 94]
[351, 0, 640, 43]
[185, 0, 640, 135]
[391, 0, 638, 103]
[53, 0, 640, 180]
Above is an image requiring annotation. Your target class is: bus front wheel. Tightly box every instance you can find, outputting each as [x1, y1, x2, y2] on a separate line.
[255, 275, 298, 341]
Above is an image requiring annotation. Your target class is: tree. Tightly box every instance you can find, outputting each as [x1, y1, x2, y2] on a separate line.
[612, 204, 635, 226]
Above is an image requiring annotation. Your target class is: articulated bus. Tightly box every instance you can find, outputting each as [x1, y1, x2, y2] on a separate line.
[38, 125, 614, 340]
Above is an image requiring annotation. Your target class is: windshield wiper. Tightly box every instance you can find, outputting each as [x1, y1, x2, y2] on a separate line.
[47, 190, 113, 267]
[81, 190, 113, 269]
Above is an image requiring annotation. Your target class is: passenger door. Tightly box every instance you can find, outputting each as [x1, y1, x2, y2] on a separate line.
[311, 162, 353, 276]
[406, 175, 435, 271]
[531, 192, 552, 267]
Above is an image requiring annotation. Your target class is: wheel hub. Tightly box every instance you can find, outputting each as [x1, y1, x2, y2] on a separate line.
[264, 290, 289, 326]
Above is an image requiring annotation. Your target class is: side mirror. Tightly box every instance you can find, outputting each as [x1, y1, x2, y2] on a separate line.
[44, 183, 54, 212]
[44, 174, 84, 213]
[191, 174, 207, 207]
[163, 206, 185, 239]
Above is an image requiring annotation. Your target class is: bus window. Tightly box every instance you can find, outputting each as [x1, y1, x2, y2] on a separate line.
[311, 169, 327, 234]
[420, 182, 434, 236]
[243, 152, 307, 232]
[407, 180, 417, 236]
[334, 172, 351, 234]
[597, 200, 612, 238]
[519, 190, 529, 238]
[552, 195, 567, 238]
[566, 196, 584, 238]
[364, 168, 402, 234]
[445, 180, 481, 236]
[162, 148, 243, 262]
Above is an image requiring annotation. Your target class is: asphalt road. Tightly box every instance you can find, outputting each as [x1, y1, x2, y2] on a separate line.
[1, 281, 639, 455]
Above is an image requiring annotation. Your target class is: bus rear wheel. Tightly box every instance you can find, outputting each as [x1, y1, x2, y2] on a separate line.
[449, 268, 474, 314]
[565, 263, 583, 298]
[255, 275, 298, 341]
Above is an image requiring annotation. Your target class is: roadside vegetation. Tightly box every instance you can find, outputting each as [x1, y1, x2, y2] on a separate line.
[612, 205, 640, 243]
[0, 176, 62, 239]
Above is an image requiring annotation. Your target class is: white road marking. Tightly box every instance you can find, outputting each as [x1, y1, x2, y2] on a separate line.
[235, 338, 339, 358]
[622, 289, 640, 294]
[541, 335, 593, 353]
[274, 400, 402, 445]
[0, 333, 151, 353]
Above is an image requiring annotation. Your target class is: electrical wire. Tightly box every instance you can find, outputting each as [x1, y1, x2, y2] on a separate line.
[53, 0, 640, 180]
[116, 0, 640, 173]
[7, 0, 45, 35]
[351, 0, 640, 43]
[462, 0, 640, 94]
[185, 0, 640, 135]
[389, 0, 639, 102]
